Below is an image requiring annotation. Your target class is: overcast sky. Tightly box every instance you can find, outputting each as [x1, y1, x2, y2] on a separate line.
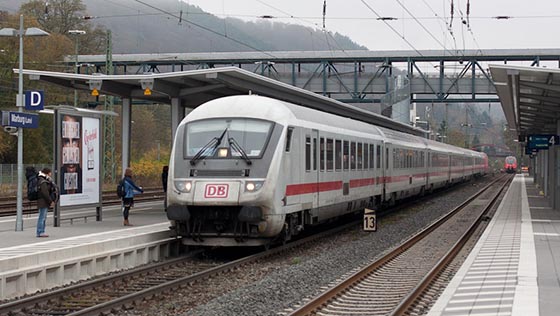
[182, 0, 560, 51]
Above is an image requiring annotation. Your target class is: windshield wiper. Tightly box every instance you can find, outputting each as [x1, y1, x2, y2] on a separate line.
[228, 137, 252, 165]
[190, 128, 228, 165]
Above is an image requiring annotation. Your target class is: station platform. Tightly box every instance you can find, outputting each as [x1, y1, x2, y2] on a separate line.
[0, 201, 176, 300]
[428, 174, 560, 316]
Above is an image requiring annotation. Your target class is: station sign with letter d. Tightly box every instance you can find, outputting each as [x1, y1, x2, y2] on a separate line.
[24, 90, 44, 111]
[363, 208, 377, 232]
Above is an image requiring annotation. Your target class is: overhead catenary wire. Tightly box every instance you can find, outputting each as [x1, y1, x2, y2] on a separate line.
[394, 0, 459, 57]
[253, 0, 351, 53]
[132, 0, 278, 59]
[360, 0, 426, 57]
[420, 0, 458, 53]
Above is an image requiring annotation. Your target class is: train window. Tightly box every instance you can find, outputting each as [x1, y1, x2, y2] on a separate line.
[369, 144, 374, 170]
[351, 142, 357, 170]
[335, 140, 342, 171]
[357, 143, 363, 170]
[376, 145, 381, 169]
[364, 144, 369, 170]
[285, 127, 294, 152]
[305, 136, 311, 172]
[344, 141, 349, 170]
[320, 138, 325, 171]
[313, 138, 317, 171]
[327, 138, 334, 171]
[185, 118, 273, 158]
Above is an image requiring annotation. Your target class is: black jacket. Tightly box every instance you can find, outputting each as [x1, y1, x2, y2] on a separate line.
[37, 175, 53, 209]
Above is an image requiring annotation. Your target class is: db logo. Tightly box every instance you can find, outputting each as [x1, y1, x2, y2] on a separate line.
[204, 184, 229, 198]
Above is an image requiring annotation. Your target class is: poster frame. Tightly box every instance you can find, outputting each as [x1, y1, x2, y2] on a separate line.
[53, 108, 103, 226]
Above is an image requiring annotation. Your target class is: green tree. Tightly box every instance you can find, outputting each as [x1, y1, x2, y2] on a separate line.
[447, 129, 467, 148]
[471, 134, 481, 146]
[20, 0, 106, 53]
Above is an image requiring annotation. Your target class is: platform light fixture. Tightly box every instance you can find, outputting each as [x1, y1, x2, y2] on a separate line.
[0, 15, 49, 231]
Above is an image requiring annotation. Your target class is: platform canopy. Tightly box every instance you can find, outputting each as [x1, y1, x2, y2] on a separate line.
[18, 67, 427, 137]
[490, 64, 560, 135]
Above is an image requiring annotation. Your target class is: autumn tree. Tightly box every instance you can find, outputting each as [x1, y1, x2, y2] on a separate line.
[0, 1, 106, 164]
[20, 0, 106, 53]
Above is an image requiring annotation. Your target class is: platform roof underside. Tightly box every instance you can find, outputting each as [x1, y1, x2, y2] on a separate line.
[490, 64, 560, 135]
[18, 67, 427, 137]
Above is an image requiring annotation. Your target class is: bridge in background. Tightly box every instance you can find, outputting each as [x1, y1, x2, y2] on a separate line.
[72, 49, 560, 108]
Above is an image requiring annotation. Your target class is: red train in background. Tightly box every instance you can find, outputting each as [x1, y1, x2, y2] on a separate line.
[504, 156, 518, 173]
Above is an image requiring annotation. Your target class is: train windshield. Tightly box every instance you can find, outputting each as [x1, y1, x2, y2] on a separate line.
[505, 157, 516, 164]
[185, 118, 273, 158]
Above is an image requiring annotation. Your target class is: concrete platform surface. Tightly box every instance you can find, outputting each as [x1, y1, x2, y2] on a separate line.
[428, 174, 560, 316]
[0, 201, 176, 300]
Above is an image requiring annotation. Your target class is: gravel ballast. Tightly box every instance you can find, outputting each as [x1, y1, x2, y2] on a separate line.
[128, 176, 496, 316]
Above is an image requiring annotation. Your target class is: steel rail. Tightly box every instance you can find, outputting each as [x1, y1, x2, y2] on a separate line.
[288, 174, 510, 316]
[0, 218, 360, 316]
[389, 175, 512, 316]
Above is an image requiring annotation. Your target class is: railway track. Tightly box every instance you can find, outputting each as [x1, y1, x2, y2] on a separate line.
[0, 187, 164, 217]
[288, 174, 512, 316]
[0, 217, 361, 316]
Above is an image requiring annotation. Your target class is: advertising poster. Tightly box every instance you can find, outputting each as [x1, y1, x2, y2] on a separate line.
[59, 114, 100, 206]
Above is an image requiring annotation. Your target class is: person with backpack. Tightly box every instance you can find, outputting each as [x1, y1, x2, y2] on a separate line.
[121, 167, 143, 226]
[36, 168, 58, 237]
[25, 166, 39, 201]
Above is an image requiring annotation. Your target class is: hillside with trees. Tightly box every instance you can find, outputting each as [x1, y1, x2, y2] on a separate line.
[0, 0, 510, 186]
[1, 0, 366, 54]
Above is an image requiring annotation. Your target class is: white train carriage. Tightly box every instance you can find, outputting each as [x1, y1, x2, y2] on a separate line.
[167, 95, 487, 246]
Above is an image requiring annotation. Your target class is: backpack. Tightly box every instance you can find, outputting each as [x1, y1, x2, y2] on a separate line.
[116, 178, 125, 198]
[27, 173, 40, 201]
[37, 177, 59, 203]
[49, 181, 59, 203]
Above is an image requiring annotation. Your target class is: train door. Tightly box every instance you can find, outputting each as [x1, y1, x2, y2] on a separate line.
[312, 130, 320, 207]
[425, 149, 430, 189]
[284, 127, 300, 205]
[299, 130, 319, 208]
[383, 142, 390, 201]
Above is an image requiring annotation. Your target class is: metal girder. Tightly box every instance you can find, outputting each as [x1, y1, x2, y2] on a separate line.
[518, 80, 560, 94]
[411, 61, 438, 96]
[519, 93, 560, 104]
[519, 116, 554, 124]
[442, 61, 472, 98]
[519, 102, 560, 111]
[519, 107, 559, 116]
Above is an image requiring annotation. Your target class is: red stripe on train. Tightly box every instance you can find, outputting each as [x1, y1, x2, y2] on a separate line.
[285, 181, 343, 196]
[285, 169, 485, 196]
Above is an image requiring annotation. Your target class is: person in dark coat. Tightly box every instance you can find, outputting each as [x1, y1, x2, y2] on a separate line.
[36, 168, 55, 237]
[161, 166, 169, 211]
[122, 167, 143, 226]
[161, 166, 169, 193]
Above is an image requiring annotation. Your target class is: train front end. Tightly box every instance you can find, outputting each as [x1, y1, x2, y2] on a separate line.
[166, 97, 287, 246]
[504, 156, 517, 173]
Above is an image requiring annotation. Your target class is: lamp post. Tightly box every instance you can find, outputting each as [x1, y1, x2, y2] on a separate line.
[0, 15, 49, 231]
[68, 30, 86, 107]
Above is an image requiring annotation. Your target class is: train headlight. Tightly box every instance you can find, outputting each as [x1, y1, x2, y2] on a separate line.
[245, 181, 264, 192]
[217, 147, 229, 157]
[174, 180, 192, 193]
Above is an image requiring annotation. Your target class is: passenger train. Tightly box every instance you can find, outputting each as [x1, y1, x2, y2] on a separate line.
[504, 156, 517, 173]
[166, 95, 488, 246]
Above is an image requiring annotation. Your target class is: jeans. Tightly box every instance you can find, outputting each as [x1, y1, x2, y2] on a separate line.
[37, 207, 48, 236]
